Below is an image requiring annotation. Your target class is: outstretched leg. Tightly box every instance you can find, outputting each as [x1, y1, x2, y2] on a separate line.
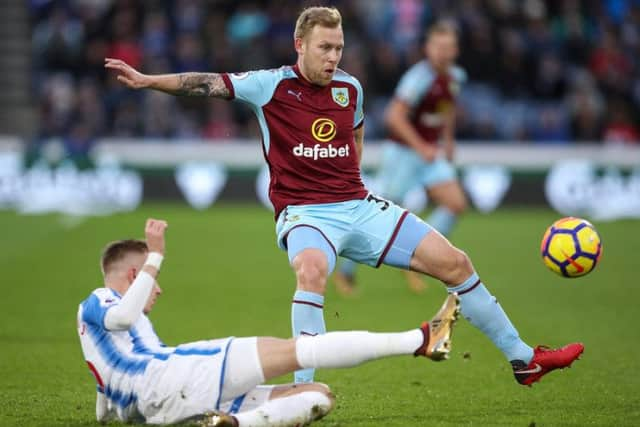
[199, 296, 459, 426]
[410, 228, 534, 364]
[409, 226, 583, 385]
[260, 297, 459, 381]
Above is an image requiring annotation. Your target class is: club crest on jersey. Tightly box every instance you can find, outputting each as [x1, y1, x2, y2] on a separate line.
[449, 81, 461, 95]
[331, 87, 349, 107]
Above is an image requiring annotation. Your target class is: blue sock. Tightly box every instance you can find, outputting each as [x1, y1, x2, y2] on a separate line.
[291, 290, 326, 383]
[339, 258, 357, 277]
[448, 273, 534, 363]
[427, 206, 457, 237]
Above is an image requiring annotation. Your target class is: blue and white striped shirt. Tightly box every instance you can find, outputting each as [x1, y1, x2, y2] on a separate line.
[77, 287, 224, 421]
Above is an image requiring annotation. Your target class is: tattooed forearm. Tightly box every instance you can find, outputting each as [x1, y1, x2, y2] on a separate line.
[173, 73, 230, 98]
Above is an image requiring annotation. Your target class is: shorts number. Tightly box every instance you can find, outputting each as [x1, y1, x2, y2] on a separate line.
[367, 194, 390, 211]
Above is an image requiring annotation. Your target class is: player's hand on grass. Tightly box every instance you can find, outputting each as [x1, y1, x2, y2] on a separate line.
[145, 219, 168, 255]
[105, 58, 151, 89]
[417, 143, 439, 162]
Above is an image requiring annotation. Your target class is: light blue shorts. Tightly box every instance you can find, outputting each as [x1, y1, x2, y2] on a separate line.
[275, 194, 432, 273]
[377, 142, 457, 202]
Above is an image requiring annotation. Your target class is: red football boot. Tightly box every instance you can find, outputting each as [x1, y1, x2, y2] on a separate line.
[511, 343, 584, 386]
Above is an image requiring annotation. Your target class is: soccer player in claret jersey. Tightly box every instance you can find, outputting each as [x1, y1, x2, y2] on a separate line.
[77, 218, 459, 426]
[335, 22, 469, 295]
[105, 6, 583, 387]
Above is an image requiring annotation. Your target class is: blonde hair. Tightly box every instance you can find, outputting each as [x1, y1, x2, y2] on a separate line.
[294, 6, 342, 40]
[426, 20, 459, 41]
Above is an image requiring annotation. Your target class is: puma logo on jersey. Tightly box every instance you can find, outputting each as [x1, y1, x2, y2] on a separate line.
[293, 143, 350, 160]
[287, 90, 302, 102]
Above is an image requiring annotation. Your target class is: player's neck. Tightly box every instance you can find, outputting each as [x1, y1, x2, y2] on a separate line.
[429, 61, 451, 75]
[104, 278, 128, 297]
[296, 59, 311, 83]
[295, 60, 313, 84]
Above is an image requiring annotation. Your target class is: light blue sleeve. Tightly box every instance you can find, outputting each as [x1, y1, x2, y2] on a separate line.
[353, 77, 365, 128]
[450, 66, 467, 98]
[394, 61, 434, 108]
[333, 70, 365, 128]
[451, 66, 467, 85]
[227, 68, 287, 107]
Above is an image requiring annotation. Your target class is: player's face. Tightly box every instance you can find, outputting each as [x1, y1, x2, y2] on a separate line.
[426, 33, 458, 72]
[297, 24, 344, 86]
[144, 283, 162, 314]
[124, 252, 162, 314]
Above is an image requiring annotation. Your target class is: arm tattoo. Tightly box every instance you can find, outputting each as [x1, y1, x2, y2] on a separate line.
[174, 73, 230, 98]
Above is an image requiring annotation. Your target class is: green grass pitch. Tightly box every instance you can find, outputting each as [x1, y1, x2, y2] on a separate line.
[1, 204, 639, 426]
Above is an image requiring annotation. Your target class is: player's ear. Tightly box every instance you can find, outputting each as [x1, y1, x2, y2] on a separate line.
[295, 37, 305, 55]
[127, 267, 137, 284]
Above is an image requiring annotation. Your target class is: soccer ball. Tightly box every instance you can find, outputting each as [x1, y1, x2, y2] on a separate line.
[540, 217, 602, 278]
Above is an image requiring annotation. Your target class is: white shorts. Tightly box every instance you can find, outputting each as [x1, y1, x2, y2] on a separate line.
[135, 337, 270, 425]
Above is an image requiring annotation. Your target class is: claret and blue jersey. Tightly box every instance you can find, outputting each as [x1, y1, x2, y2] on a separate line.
[391, 59, 466, 145]
[221, 64, 368, 218]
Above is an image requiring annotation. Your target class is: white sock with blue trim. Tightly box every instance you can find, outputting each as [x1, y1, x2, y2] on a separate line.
[291, 290, 326, 383]
[449, 273, 534, 363]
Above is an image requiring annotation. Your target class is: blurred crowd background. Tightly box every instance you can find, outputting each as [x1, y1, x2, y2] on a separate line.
[30, 0, 640, 156]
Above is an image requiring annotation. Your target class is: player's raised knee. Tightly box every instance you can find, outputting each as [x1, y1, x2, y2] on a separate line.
[442, 248, 474, 285]
[292, 250, 329, 293]
[449, 197, 468, 215]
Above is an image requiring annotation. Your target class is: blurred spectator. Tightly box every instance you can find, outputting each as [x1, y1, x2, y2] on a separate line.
[589, 27, 634, 96]
[497, 28, 530, 98]
[529, 104, 571, 143]
[106, 5, 142, 70]
[202, 102, 239, 140]
[173, 33, 208, 72]
[64, 121, 95, 165]
[142, 11, 171, 58]
[459, 14, 499, 83]
[226, 2, 270, 45]
[28, 0, 640, 144]
[565, 70, 605, 142]
[142, 91, 176, 138]
[603, 100, 640, 145]
[173, 0, 204, 33]
[32, 6, 85, 72]
[551, 0, 593, 66]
